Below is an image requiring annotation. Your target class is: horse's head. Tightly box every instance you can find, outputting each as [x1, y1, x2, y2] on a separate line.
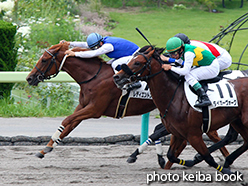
[113, 46, 164, 89]
[26, 43, 69, 86]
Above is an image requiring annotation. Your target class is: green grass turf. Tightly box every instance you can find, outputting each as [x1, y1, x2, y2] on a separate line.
[108, 3, 248, 68]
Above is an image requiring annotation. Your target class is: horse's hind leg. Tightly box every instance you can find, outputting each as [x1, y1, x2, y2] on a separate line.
[224, 121, 248, 168]
[165, 129, 229, 169]
[187, 135, 233, 174]
[207, 130, 230, 157]
[224, 143, 248, 168]
[193, 125, 238, 165]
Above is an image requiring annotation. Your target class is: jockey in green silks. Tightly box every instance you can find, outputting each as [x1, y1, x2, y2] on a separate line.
[161, 37, 220, 108]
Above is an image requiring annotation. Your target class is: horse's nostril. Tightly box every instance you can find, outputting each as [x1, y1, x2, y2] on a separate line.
[26, 77, 31, 82]
[26, 76, 34, 85]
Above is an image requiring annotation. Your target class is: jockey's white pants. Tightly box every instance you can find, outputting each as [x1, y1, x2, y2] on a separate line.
[109, 56, 133, 73]
[217, 50, 232, 71]
[107, 48, 140, 73]
[185, 58, 220, 87]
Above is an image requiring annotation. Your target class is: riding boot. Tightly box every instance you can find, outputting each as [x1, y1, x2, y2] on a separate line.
[127, 81, 142, 91]
[194, 87, 211, 107]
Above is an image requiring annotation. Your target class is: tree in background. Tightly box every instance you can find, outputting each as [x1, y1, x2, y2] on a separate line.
[0, 0, 17, 99]
[0, 20, 17, 99]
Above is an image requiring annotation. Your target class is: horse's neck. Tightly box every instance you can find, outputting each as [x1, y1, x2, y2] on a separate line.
[62, 57, 113, 85]
[148, 69, 184, 114]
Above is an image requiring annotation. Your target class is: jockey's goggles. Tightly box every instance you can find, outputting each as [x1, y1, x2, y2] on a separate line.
[90, 44, 100, 50]
[169, 50, 180, 57]
[169, 48, 183, 58]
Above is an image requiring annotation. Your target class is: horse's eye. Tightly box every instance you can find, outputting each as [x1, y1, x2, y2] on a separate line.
[134, 62, 140, 66]
[42, 59, 46, 63]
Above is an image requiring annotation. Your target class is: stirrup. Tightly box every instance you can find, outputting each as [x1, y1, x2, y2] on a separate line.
[194, 100, 211, 108]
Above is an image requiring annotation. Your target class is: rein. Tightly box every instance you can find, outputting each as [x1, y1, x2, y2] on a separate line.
[160, 78, 182, 119]
[78, 62, 103, 84]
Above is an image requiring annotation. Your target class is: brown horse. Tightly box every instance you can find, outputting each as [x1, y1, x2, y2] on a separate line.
[113, 46, 248, 174]
[26, 43, 228, 169]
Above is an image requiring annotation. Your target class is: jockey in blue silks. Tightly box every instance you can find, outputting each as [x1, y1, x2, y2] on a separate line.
[60, 33, 141, 90]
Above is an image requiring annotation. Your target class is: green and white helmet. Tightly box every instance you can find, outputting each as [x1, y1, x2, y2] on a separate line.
[166, 37, 184, 53]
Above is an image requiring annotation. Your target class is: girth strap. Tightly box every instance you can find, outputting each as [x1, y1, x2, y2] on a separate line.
[202, 107, 211, 133]
[115, 91, 131, 118]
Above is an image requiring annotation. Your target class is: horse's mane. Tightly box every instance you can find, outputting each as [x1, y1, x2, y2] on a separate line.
[71, 47, 106, 63]
[71, 47, 89, 52]
[137, 45, 165, 58]
[50, 43, 70, 51]
[48, 44, 105, 63]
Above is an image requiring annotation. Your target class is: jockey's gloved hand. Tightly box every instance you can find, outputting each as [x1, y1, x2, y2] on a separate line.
[115, 65, 122, 71]
[168, 58, 184, 67]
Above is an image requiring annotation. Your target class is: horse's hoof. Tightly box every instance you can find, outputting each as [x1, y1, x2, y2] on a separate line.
[220, 167, 233, 175]
[193, 153, 203, 164]
[127, 156, 137, 163]
[157, 154, 165, 169]
[43, 146, 53, 153]
[184, 160, 195, 167]
[35, 152, 44, 159]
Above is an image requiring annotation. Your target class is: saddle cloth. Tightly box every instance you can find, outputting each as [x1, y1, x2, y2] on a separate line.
[184, 70, 245, 112]
[122, 81, 152, 100]
[115, 81, 152, 118]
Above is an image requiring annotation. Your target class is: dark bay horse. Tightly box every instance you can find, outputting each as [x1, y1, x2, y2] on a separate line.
[113, 46, 248, 174]
[26, 43, 228, 169]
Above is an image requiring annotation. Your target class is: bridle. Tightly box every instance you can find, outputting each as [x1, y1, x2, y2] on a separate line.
[35, 49, 60, 82]
[35, 48, 102, 84]
[121, 52, 164, 83]
[121, 51, 181, 119]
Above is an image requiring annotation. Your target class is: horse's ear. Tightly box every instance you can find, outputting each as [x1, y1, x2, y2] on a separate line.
[148, 47, 153, 51]
[148, 49, 155, 57]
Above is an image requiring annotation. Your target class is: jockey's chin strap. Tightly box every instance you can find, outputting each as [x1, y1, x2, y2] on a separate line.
[35, 49, 67, 82]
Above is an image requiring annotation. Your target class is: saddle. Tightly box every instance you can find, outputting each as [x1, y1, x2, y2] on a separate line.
[184, 70, 241, 133]
[189, 70, 232, 94]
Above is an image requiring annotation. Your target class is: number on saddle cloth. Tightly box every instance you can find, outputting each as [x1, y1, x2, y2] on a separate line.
[185, 70, 239, 113]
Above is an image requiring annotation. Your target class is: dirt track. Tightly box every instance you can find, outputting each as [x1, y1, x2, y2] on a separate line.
[0, 145, 247, 186]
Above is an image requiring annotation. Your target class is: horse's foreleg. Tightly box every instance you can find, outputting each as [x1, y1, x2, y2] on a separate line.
[36, 103, 106, 159]
[127, 123, 169, 168]
[35, 119, 81, 158]
[164, 139, 187, 169]
[36, 104, 93, 159]
[166, 135, 195, 167]
[224, 121, 248, 168]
